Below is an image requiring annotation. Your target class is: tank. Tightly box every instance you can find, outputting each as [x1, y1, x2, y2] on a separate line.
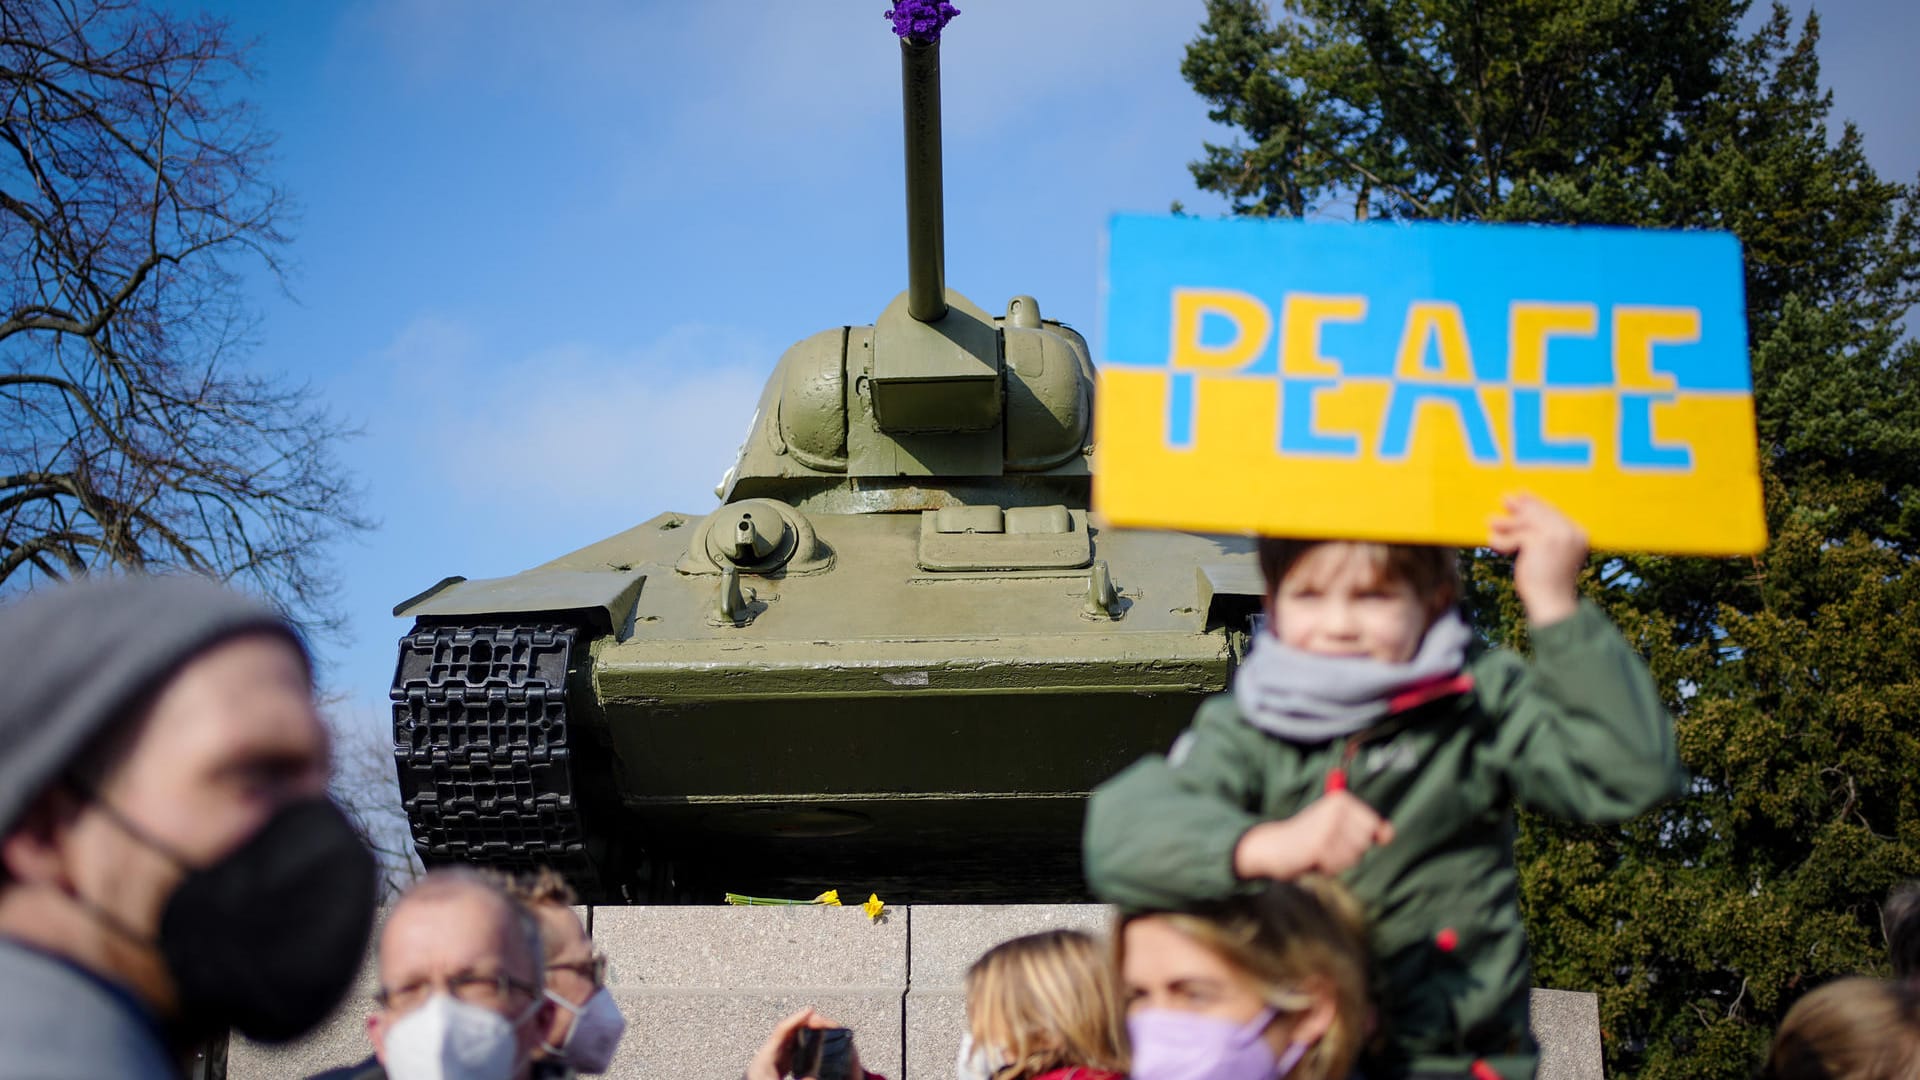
[389, 25, 1261, 903]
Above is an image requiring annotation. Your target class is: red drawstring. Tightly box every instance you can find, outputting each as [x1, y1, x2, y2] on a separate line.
[1386, 672, 1476, 714]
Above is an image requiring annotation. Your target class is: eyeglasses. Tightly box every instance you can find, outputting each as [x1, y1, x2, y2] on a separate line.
[547, 952, 610, 989]
[374, 970, 541, 1013]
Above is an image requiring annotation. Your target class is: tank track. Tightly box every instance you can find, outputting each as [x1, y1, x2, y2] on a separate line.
[390, 623, 603, 897]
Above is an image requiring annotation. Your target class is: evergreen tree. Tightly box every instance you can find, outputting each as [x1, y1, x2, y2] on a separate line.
[1183, 2, 1920, 1074]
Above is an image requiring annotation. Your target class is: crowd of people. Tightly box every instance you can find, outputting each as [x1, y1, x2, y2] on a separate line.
[1, 496, 1917, 1078]
[305, 866, 618, 1080]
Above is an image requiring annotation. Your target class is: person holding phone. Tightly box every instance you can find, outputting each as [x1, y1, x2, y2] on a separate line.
[747, 1009, 874, 1080]
[745, 927, 1126, 1080]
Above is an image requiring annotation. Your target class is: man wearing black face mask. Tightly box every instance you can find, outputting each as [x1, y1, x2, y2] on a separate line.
[0, 574, 377, 1078]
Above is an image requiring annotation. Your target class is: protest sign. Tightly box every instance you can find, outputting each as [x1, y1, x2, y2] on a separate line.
[1095, 214, 1766, 554]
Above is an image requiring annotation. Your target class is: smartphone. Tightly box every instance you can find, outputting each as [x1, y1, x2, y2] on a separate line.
[790, 1026, 855, 1080]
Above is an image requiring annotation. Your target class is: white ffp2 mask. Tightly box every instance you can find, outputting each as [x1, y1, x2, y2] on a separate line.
[383, 993, 529, 1080]
[542, 986, 627, 1073]
[955, 1032, 1009, 1080]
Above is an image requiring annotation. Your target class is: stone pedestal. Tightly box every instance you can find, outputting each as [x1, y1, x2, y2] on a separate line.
[231, 904, 1604, 1079]
[589, 905, 907, 1080]
[1530, 987, 1605, 1080]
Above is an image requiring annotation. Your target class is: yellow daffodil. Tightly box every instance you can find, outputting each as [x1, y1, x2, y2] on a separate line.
[863, 893, 887, 921]
[813, 890, 842, 906]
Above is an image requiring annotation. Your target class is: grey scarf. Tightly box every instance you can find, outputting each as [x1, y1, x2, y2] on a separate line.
[1233, 610, 1474, 743]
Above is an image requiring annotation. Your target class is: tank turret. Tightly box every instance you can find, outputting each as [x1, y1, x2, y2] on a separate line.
[388, 11, 1257, 904]
[720, 30, 1094, 515]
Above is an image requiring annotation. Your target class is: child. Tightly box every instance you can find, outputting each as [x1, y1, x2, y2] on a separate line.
[1084, 495, 1686, 1080]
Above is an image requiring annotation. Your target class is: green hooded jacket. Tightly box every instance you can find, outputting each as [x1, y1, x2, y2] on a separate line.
[1083, 600, 1687, 1079]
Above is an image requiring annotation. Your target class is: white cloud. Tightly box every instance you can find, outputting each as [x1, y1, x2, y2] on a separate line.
[373, 313, 481, 369]
[375, 317, 776, 535]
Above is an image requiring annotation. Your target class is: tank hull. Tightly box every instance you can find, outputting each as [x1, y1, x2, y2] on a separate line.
[395, 508, 1259, 902]
[597, 628, 1231, 902]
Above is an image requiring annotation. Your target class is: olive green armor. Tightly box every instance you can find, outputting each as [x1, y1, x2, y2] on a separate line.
[389, 29, 1260, 903]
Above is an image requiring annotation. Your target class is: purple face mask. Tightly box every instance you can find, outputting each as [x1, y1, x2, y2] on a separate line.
[1127, 1007, 1308, 1080]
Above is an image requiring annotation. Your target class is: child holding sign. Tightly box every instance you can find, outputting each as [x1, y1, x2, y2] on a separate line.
[1083, 495, 1686, 1080]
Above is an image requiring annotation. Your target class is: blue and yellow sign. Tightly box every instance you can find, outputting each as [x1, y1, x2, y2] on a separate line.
[1095, 215, 1765, 554]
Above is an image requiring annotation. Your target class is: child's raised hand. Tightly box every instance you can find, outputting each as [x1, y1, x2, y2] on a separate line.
[1234, 790, 1394, 880]
[1489, 493, 1587, 627]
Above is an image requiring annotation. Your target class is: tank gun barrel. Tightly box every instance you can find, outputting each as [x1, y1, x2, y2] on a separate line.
[900, 38, 947, 323]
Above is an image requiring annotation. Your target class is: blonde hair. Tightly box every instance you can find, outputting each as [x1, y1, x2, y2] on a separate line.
[1116, 877, 1372, 1080]
[1763, 977, 1920, 1079]
[965, 929, 1129, 1080]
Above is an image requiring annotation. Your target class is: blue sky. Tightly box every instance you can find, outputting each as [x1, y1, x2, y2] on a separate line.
[183, 0, 1917, 737]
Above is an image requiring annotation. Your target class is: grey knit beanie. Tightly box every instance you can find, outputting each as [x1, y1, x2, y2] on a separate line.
[0, 574, 309, 836]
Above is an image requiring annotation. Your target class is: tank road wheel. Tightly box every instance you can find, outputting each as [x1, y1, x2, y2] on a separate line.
[390, 623, 613, 899]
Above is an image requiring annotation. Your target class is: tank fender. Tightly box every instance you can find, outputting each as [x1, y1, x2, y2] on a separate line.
[393, 567, 647, 635]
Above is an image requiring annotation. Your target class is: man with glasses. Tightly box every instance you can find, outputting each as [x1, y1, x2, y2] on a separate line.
[314, 868, 554, 1080]
[497, 868, 627, 1076]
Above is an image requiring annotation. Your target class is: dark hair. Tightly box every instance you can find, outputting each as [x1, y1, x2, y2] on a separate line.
[1255, 538, 1461, 617]
[1761, 977, 1920, 1079]
[1886, 880, 1920, 980]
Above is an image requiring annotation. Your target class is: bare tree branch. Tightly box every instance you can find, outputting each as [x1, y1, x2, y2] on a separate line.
[326, 705, 422, 901]
[0, 0, 365, 637]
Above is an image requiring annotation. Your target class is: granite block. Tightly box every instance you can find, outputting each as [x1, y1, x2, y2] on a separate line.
[592, 904, 907, 990]
[904, 990, 967, 1080]
[606, 989, 902, 1080]
[1531, 988, 1604, 1080]
[906, 905, 1114, 990]
[591, 905, 907, 1080]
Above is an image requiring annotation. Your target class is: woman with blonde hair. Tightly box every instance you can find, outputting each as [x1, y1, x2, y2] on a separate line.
[1117, 876, 1371, 1080]
[959, 928, 1130, 1080]
[1761, 977, 1920, 1079]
